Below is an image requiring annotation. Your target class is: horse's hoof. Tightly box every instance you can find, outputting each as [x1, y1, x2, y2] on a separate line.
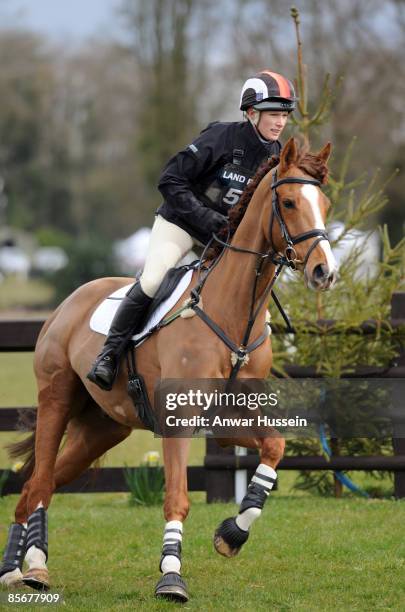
[0, 568, 24, 588]
[155, 572, 189, 603]
[214, 516, 249, 558]
[22, 568, 50, 591]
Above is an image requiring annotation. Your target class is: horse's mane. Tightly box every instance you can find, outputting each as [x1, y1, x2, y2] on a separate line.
[206, 143, 329, 259]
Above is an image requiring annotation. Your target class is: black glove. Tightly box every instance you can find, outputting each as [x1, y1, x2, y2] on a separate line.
[175, 193, 228, 237]
[201, 208, 228, 235]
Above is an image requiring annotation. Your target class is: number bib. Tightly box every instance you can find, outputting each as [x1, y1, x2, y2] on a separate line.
[201, 163, 255, 213]
[220, 163, 255, 207]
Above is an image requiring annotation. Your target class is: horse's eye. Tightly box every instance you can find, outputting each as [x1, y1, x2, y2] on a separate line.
[283, 199, 295, 209]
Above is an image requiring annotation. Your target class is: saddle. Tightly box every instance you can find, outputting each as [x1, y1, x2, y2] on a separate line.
[89, 262, 198, 342]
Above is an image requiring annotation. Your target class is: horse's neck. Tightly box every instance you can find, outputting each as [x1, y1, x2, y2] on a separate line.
[204, 180, 275, 338]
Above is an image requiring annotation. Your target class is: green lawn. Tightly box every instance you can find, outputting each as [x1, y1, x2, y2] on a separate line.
[0, 493, 404, 610]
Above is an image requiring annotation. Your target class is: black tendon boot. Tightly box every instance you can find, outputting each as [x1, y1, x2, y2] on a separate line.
[87, 282, 152, 390]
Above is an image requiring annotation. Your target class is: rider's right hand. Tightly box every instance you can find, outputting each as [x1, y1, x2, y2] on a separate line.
[205, 209, 228, 235]
[170, 192, 228, 241]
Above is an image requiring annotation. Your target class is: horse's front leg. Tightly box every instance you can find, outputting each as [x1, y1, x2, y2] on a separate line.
[155, 436, 191, 603]
[213, 433, 285, 558]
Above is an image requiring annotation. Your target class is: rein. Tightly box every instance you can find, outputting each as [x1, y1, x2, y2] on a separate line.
[189, 168, 331, 380]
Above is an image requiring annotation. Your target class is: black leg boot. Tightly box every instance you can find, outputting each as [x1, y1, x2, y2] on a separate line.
[87, 282, 152, 391]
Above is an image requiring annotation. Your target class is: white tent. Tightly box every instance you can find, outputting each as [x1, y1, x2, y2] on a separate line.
[0, 247, 30, 279]
[114, 227, 152, 274]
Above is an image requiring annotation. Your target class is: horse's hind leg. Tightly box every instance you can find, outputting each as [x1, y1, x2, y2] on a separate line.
[19, 368, 82, 591]
[53, 401, 131, 489]
[1, 398, 130, 590]
[0, 367, 82, 589]
[22, 397, 131, 591]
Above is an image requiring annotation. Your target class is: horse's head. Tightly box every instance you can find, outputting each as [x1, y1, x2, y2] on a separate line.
[263, 137, 337, 291]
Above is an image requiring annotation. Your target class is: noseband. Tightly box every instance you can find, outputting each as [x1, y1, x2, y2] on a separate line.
[270, 170, 330, 270]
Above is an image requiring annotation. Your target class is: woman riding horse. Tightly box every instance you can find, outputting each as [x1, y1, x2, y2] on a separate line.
[87, 70, 296, 391]
[0, 70, 337, 602]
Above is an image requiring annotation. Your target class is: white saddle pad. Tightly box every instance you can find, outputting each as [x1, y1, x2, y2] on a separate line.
[90, 270, 194, 344]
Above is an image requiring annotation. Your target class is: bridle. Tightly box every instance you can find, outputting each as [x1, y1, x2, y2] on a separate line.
[269, 170, 330, 271]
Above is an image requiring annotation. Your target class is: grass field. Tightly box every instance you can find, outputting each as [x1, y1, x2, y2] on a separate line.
[0, 493, 404, 610]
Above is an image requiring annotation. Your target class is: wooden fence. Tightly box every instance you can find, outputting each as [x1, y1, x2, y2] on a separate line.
[0, 292, 404, 500]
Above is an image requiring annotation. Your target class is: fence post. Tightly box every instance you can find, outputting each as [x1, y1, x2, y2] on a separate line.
[391, 292, 405, 499]
[205, 438, 235, 503]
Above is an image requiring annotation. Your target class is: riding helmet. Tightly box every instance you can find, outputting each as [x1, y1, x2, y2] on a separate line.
[240, 70, 297, 112]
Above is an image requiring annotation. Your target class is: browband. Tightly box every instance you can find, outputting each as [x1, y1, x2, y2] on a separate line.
[271, 177, 321, 189]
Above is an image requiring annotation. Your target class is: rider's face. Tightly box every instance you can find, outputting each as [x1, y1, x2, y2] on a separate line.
[257, 111, 289, 141]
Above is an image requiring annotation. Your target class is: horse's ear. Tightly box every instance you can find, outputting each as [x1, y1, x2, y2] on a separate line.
[317, 142, 332, 164]
[279, 137, 298, 173]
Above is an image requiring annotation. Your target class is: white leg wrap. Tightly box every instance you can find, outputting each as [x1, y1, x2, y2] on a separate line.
[0, 568, 23, 586]
[251, 464, 277, 489]
[25, 546, 47, 570]
[236, 507, 262, 531]
[161, 555, 181, 574]
[235, 464, 277, 531]
[161, 520, 183, 575]
[24, 502, 47, 569]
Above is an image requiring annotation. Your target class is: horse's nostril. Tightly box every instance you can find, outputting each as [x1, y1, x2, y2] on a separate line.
[313, 263, 328, 281]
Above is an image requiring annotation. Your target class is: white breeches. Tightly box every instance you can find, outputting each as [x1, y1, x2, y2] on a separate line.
[139, 215, 194, 298]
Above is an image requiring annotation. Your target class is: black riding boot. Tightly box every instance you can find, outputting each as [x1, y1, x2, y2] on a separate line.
[87, 282, 152, 391]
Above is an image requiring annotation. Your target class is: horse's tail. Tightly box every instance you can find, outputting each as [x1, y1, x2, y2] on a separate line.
[6, 410, 37, 479]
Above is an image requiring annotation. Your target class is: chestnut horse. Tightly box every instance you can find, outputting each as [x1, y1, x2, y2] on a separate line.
[1, 138, 336, 601]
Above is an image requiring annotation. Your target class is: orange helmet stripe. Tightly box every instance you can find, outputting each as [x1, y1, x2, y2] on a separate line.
[261, 70, 291, 98]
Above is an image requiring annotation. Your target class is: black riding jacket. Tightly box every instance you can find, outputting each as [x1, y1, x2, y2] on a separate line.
[157, 120, 281, 245]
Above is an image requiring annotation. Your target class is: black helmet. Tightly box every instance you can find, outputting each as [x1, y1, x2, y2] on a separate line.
[240, 70, 297, 112]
